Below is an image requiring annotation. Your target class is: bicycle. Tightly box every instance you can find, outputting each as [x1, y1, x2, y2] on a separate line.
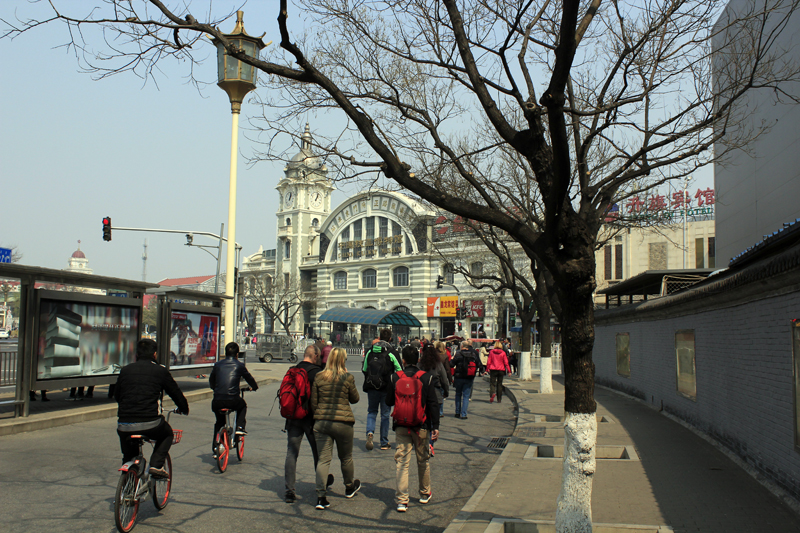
[214, 388, 250, 473]
[114, 409, 183, 533]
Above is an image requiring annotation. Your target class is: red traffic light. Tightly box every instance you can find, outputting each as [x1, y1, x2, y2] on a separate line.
[102, 217, 112, 242]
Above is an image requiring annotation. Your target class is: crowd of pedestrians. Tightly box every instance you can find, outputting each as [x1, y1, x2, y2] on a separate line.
[112, 331, 515, 516]
[275, 329, 515, 513]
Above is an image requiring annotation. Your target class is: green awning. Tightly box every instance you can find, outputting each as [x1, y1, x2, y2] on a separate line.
[318, 307, 422, 327]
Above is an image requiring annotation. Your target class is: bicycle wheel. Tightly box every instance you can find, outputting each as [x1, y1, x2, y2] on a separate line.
[151, 454, 172, 510]
[236, 434, 245, 461]
[114, 469, 140, 533]
[215, 429, 229, 473]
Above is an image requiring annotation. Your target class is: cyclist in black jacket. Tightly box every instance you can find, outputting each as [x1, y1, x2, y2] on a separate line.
[209, 342, 258, 455]
[115, 338, 189, 478]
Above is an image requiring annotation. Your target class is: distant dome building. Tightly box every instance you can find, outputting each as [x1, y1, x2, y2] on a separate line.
[65, 241, 93, 274]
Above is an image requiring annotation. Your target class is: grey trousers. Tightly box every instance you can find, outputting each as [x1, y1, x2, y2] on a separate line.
[313, 420, 355, 497]
[285, 418, 319, 494]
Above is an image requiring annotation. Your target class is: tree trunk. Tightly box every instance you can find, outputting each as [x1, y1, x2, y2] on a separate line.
[554, 269, 597, 533]
[518, 306, 535, 381]
[538, 302, 553, 393]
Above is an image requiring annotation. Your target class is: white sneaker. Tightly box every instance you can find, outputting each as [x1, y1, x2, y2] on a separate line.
[365, 432, 374, 451]
[397, 503, 408, 512]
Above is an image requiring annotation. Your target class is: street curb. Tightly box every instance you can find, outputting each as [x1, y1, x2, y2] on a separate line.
[443, 385, 519, 533]
[0, 377, 278, 437]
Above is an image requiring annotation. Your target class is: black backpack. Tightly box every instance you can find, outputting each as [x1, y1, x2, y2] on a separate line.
[364, 344, 390, 390]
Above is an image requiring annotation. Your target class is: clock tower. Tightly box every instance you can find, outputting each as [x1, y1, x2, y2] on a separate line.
[275, 124, 333, 333]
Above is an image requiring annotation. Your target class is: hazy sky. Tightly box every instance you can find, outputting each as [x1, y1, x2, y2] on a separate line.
[0, 1, 353, 283]
[1, 1, 712, 284]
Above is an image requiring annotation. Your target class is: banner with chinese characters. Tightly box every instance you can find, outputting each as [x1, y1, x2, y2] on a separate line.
[427, 296, 459, 317]
[605, 187, 715, 223]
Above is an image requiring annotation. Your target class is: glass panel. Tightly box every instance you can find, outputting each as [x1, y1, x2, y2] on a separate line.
[616, 333, 630, 377]
[695, 238, 704, 268]
[675, 330, 696, 400]
[225, 39, 240, 80]
[604, 246, 612, 280]
[708, 237, 716, 269]
[363, 269, 376, 289]
[615, 244, 623, 279]
[241, 41, 256, 82]
[216, 43, 225, 82]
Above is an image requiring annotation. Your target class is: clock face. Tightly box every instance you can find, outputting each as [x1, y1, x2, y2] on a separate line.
[284, 190, 294, 207]
[310, 191, 323, 208]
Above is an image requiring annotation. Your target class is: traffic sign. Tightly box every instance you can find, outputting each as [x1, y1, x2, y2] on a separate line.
[0, 248, 11, 263]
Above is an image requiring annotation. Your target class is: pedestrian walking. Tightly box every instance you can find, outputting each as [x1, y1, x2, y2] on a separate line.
[433, 341, 453, 385]
[321, 341, 333, 367]
[362, 329, 402, 451]
[386, 345, 440, 512]
[282, 344, 334, 503]
[419, 344, 448, 456]
[487, 341, 511, 403]
[451, 341, 483, 419]
[310, 348, 361, 510]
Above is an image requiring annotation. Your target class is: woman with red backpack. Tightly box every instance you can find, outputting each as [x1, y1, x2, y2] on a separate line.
[486, 341, 511, 403]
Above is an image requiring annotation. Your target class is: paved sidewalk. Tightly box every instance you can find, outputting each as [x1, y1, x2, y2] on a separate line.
[0, 362, 280, 436]
[446, 375, 800, 533]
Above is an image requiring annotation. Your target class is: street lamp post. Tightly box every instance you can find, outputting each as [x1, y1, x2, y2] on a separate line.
[212, 11, 266, 344]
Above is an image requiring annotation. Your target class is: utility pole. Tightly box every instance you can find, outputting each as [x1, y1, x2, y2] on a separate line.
[142, 239, 148, 282]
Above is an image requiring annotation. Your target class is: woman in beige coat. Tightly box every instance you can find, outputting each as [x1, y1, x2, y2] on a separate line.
[310, 347, 361, 509]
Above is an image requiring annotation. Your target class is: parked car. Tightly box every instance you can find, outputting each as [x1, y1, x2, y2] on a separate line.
[255, 334, 297, 363]
[0, 329, 9, 339]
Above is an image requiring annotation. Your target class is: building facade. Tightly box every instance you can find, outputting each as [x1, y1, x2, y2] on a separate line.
[242, 126, 512, 341]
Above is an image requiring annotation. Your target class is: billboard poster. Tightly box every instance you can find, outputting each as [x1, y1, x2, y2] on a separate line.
[466, 300, 485, 318]
[427, 296, 459, 317]
[36, 298, 140, 379]
[169, 311, 219, 367]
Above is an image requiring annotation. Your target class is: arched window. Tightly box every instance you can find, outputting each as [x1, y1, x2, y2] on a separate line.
[443, 263, 454, 284]
[312, 218, 319, 227]
[333, 271, 348, 290]
[286, 217, 292, 226]
[284, 240, 291, 259]
[362, 268, 377, 289]
[471, 262, 483, 276]
[393, 266, 409, 287]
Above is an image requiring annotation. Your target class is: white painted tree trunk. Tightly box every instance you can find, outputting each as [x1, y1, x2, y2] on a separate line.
[539, 356, 554, 393]
[519, 351, 532, 380]
[555, 412, 597, 533]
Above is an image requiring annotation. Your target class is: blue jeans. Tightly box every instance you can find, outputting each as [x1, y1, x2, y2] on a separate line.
[454, 378, 474, 417]
[366, 389, 391, 446]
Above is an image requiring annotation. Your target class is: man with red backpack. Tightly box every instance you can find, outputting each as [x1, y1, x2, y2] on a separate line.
[282, 344, 334, 503]
[362, 329, 402, 451]
[385, 345, 440, 513]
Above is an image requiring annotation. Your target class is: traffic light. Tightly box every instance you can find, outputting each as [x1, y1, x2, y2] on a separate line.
[456, 307, 462, 319]
[436, 275, 443, 289]
[102, 217, 112, 241]
[457, 321, 462, 330]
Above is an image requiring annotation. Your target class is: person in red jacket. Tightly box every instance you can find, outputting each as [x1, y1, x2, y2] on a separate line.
[486, 341, 511, 404]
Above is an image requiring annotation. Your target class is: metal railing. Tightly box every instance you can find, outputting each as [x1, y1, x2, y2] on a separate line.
[1, 348, 17, 386]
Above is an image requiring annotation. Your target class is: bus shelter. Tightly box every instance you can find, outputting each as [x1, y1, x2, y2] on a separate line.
[0, 263, 158, 418]
[317, 307, 422, 345]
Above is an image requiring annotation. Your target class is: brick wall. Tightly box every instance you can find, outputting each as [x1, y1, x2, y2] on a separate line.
[595, 290, 800, 500]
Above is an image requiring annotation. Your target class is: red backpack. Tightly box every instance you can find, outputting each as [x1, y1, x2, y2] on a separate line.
[391, 370, 427, 427]
[279, 367, 311, 419]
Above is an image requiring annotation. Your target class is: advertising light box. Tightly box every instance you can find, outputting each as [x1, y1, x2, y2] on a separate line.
[36, 292, 141, 380]
[168, 310, 220, 368]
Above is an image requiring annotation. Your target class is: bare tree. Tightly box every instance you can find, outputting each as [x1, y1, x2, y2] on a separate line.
[244, 273, 316, 336]
[6, 1, 800, 528]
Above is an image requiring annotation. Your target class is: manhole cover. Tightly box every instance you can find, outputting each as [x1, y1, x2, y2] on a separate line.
[487, 437, 511, 449]
[514, 427, 547, 438]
